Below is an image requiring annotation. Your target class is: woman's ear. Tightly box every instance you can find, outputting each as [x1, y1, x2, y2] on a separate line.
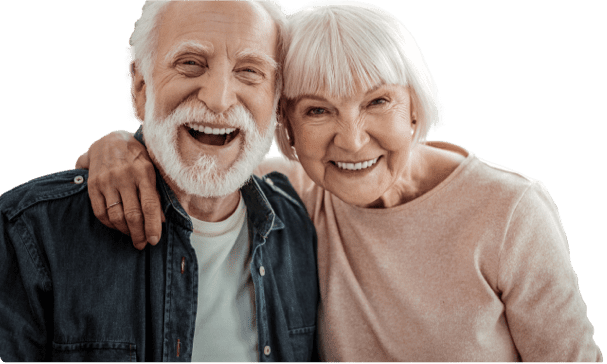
[280, 98, 295, 145]
[131, 62, 147, 122]
[409, 90, 419, 127]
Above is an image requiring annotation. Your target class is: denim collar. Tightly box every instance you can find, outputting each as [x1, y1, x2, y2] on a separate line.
[134, 126, 283, 241]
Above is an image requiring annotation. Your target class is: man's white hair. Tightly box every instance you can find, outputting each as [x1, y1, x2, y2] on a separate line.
[129, 0, 287, 100]
[275, 4, 440, 160]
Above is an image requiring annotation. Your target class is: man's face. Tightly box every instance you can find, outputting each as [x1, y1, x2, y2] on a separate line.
[141, 1, 278, 197]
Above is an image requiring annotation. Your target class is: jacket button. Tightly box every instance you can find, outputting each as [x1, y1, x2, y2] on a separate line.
[265, 178, 274, 186]
[264, 345, 271, 356]
[259, 266, 266, 277]
[73, 176, 84, 184]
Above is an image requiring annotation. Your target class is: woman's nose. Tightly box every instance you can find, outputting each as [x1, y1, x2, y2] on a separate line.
[333, 119, 370, 152]
[197, 67, 238, 115]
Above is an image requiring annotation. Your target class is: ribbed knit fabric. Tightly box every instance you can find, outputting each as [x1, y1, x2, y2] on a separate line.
[256, 142, 601, 361]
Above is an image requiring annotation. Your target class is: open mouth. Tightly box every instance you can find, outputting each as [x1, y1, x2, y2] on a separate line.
[187, 124, 240, 146]
[331, 156, 381, 171]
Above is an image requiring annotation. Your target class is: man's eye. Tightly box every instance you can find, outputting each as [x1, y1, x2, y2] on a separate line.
[183, 61, 198, 66]
[243, 68, 257, 73]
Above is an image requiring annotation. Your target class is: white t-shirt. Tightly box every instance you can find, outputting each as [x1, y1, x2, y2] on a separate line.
[190, 195, 258, 361]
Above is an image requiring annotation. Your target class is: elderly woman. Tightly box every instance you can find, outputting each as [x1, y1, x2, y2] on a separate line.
[78, 4, 601, 361]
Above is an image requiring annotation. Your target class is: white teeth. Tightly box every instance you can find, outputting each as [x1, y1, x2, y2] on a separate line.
[188, 124, 236, 135]
[336, 157, 379, 171]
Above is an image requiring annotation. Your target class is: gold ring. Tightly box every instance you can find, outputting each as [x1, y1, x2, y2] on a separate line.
[106, 201, 122, 210]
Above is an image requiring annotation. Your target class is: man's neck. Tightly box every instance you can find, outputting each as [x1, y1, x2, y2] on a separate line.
[162, 173, 242, 223]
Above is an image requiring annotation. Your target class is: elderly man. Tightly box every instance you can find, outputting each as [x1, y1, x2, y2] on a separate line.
[0, 1, 318, 361]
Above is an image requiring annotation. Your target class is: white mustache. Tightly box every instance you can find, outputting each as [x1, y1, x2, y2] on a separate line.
[164, 98, 256, 134]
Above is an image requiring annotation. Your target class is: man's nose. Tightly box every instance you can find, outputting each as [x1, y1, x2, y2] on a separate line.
[333, 118, 370, 152]
[198, 67, 238, 114]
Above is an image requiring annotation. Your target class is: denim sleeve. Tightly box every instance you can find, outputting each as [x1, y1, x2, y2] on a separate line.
[0, 215, 52, 361]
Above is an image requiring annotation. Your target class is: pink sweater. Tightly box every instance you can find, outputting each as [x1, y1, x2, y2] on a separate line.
[257, 143, 601, 361]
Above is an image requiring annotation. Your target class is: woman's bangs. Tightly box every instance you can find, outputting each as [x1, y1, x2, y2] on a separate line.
[283, 13, 406, 100]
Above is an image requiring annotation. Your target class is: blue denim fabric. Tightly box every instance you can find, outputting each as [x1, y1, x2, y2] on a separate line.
[0, 145, 319, 361]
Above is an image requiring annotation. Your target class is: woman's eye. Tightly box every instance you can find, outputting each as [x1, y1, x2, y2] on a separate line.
[370, 98, 387, 106]
[183, 61, 198, 66]
[307, 108, 326, 116]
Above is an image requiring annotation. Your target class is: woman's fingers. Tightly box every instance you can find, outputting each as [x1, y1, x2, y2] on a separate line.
[84, 130, 163, 249]
[89, 187, 117, 231]
[105, 191, 131, 237]
[119, 187, 148, 250]
[75, 151, 90, 170]
[138, 178, 163, 247]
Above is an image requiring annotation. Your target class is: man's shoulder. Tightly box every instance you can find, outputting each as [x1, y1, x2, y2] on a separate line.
[0, 169, 90, 221]
[244, 172, 315, 239]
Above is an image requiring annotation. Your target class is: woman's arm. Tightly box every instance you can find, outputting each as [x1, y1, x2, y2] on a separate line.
[76, 130, 163, 250]
[499, 183, 602, 361]
[78, 131, 314, 251]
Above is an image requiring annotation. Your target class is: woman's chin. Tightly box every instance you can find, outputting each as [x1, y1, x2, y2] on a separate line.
[328, 188, 383, 208]
[326, 172, 390, 208]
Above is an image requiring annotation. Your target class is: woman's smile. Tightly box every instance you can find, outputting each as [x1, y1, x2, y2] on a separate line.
[289, 84, 416, 207]
[332, 156, 380, 171]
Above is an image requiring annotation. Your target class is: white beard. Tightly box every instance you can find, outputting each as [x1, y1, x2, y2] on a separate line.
[142, 87, 276, 198]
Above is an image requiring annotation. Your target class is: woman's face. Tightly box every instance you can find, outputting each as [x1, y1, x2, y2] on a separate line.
[288, 83, 416, 207]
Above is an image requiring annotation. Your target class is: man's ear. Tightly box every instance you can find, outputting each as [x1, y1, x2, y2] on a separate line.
[131, 62, 147, 121]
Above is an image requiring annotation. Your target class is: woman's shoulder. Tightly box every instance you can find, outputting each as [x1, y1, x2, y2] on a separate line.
[254, 157, 317, 197]
[428, 142, 535, 191]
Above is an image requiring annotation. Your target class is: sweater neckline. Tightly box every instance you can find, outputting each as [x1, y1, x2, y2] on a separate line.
[330, 142, 476, 215]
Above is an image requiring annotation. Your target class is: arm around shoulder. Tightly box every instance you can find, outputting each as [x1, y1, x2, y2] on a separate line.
[254, 157, 314, 197]
[498, 182, 602, 361]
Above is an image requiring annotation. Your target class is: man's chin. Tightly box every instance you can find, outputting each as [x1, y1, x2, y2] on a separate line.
[143, 107, 275, 199]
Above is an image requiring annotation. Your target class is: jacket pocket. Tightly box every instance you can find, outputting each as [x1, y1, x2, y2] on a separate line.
[52, 341, 137, 362]
[288, 325, 316, 361]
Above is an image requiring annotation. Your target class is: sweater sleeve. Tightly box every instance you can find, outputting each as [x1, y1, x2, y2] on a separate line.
[497, 182, 602, 361]
[0, 215, 52, 361]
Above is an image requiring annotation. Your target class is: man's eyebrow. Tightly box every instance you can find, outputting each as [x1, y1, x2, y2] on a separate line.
[164, 41, 214, 63]
[234, 48, 278, 73]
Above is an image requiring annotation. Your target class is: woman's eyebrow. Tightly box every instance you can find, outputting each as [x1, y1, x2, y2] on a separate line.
[164, 41, 214, 63]
[297, 94, 327, 102]
[365, 83, 387, 95]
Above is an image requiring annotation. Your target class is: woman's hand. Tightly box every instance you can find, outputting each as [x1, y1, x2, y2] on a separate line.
[76, 130, 164, 250]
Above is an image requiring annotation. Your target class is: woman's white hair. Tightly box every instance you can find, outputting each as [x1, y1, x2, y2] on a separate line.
[276, 4, 439, 160]
[129, 0, 287, 100]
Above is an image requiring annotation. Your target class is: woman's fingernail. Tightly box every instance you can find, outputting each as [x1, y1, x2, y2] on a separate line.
[149, 236, 160, 245]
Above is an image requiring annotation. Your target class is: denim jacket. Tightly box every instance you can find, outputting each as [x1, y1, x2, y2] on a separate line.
[0, 152, 319, 361]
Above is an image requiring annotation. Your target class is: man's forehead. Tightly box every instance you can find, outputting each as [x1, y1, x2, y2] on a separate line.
[158, 1, 277, 57]
[161, 1, 273, 33]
